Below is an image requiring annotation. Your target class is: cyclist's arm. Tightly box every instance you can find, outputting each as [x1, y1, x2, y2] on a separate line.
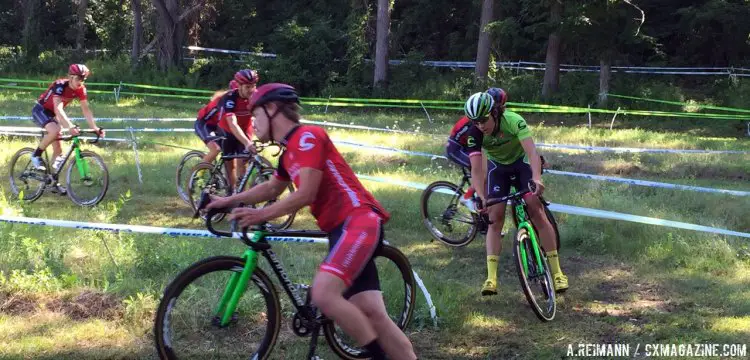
[225, 175, 289, 206]
[254, 167, 321, 221]
[520, 138, 543, 183]
[79, 100, 99, 131]
[226, 115, 253, 149]
[53, 97, 75, 129]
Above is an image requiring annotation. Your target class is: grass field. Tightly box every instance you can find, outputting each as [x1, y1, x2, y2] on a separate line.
[1, 90, 749, 359]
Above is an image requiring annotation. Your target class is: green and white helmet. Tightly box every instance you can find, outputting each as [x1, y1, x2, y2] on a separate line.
[464, 92, 495, 120]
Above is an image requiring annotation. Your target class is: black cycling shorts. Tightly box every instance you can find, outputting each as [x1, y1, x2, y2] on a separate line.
[486, 156, 533, 200]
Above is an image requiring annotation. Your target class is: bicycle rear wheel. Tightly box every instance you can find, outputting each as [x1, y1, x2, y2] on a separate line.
[420, 180, 478, 247]
[176, 150, 206, 205]
[66, 150, 109, 206]
[324, 244, 416, 359]
[187, 163, 230, 222]
[512, 228, 556, 322]
[154, 256, 281, 360]
[251, 167, 296, 230]
[8, 147, 46, 202]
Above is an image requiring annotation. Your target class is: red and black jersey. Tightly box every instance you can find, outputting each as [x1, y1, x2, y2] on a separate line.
[196, 96, 223, 126]
[274, 125, 390, 232]
[216, 89, 252, 135]
[448, 116, 473, 146]
[37, 79, 88, 112]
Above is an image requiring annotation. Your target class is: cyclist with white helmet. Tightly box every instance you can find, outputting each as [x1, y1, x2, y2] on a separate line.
[463, 90, 568, 296]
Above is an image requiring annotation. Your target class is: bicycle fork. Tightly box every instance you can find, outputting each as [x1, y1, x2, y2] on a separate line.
[213, 234, 262, 326]
[72, 139, 91, 180]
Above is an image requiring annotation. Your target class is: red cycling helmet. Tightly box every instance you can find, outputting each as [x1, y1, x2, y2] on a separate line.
[228, 80, 239, 90]
[249, 83, 300, 112]
[68, 64, 91, 80]
[486, 87, 508, 109]
[234, 69, 259, 85]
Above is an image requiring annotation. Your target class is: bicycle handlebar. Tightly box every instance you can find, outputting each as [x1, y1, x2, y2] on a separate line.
[482, 181, 536, 208]
[58, 128, 104, 144]
[195, 192, 272, 250]
[252, 140, 282, 157]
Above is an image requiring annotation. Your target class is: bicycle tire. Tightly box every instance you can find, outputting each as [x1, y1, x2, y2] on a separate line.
[512, 228, 556, 322]
[154, 256, 281, 360]
[8, 147, 45, 202]
[324, 244, 417, 359]
[65, 150, 109, 206]
[251, 167, 297, 230]
[511, 200, 561, 251]
[176, 150, 206, 205]
[420, 180, 478, 247]
[187, 162, 230, 222]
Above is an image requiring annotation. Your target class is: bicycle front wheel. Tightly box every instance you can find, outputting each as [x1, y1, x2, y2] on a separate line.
[512, 228, 556, 322]
[420, 180, 478, 247]
[324, 244, 417, 359]
[8, 147, 46, 202]
[154, 256, 282, 360]
[176, 150, 206, 205]
[66, 150, 109, 206]
[251, 167, 296, 230]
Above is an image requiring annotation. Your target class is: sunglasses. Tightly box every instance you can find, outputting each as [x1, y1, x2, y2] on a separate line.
[471, 115, 491, 124]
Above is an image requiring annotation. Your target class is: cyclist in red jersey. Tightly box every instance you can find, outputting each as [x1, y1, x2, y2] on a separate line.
[30, 64, 104, 180]
[213, 69, 258, 190]
[207, 83, 417, 360]
[193, 80, 240, 164]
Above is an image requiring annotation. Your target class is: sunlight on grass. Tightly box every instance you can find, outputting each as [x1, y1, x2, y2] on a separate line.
[711, 316, 750, 335]
[115, 97, 145, 108]
[463, 312, 513, 332]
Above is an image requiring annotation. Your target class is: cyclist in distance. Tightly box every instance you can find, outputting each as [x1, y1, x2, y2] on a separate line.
[206, 83, 418, 360]
[192, 79, 240, 164]
[463, 90, 568, 296]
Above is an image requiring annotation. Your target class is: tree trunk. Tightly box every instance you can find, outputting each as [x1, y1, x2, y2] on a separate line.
[21, 0, 42, 59]
[131, 0, 143, 67]
[541, 0, 563, 99]
[75, 0, 88, 51]
[598, 55, 612, 107]
[475, 0, 494, 81]
[373, 0, 392, 88]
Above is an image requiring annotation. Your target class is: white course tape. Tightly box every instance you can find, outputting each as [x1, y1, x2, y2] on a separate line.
[339, 142, 750, 197]
[536, 143, 749, 155]
[3, 128, 746, 196]
[355, 174, 750, 239]
[0, 214, 439, 323]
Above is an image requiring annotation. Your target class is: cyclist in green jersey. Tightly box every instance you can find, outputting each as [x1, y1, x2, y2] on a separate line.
[463, 90, 568, 296]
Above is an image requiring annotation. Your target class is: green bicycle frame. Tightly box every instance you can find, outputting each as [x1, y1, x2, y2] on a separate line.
[72, 138, 90, 178]
[214, 230, 266, 326]
[514, 203, 545, 278]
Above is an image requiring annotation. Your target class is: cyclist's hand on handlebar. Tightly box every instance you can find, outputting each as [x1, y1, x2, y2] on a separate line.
[228, 207, 266, 228]
[204, 195, 230, 210]
[94, 127, 105, 138]
[530, 179, 545, 197]
[245, 142, 257, 154]
[69, 126, 81, 136]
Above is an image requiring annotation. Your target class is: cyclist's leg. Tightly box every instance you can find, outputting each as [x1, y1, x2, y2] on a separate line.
[218, 130, 241, 190]
[32, 104, 61, 161]
[194, 121, 220, 163]
[311, 210, 414, 360]
[484, 159, 512, 293]
[446, 141, 475, 201]
[348, 280, 416, 360]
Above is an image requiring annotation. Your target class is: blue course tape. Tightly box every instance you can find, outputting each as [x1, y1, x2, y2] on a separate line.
[356, 174, 750, 239]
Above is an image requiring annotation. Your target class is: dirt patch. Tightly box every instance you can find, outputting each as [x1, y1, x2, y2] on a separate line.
[0, 292, 39, 315]
[45, 290, 123, 321]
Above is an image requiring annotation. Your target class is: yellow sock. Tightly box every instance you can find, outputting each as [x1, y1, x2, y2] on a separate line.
[487, 255, 499, 282]
[546, 250, 562, 275]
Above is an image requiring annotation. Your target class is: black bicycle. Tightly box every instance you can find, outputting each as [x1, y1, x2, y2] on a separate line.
[186, 138, 295, 229]
[420, 158, 559, 247]
[8, 129, 109, 206]
[153, 193, 417, 359]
